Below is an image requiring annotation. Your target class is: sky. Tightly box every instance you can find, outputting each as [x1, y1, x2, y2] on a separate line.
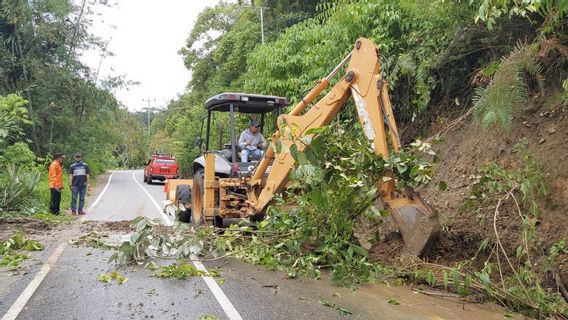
[81, 0, 223, 111]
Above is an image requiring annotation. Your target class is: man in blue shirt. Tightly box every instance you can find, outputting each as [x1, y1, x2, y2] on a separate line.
[68, 153, 90, 215]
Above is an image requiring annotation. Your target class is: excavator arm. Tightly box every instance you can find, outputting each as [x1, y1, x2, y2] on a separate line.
[247, 38, 440, 256]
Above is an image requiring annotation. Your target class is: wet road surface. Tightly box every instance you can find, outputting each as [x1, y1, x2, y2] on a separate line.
[0, 170, 517, 320]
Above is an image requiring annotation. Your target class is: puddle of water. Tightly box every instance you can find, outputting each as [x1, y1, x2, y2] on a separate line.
[354, 284, 524, 320]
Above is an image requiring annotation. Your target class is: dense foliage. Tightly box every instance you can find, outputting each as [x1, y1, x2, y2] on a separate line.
[153, 0, 566, 171]
[0, 0, 147, 215]
[2, 0, 566, 315]
[141, 0, 568, 316]
[152, 0, 475, 175]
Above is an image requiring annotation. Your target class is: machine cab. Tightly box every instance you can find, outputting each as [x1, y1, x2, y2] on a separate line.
[194, 92, 289, 177]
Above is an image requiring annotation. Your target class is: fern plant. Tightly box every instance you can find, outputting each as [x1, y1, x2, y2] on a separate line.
[473, 42, 544, 130]
[0, 111, 18, 146]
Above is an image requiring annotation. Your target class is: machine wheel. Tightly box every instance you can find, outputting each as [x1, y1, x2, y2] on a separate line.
[146, 175, 152, 184]
[143, 175, 147, 183]
[191, 169, 205, 225]
[176, 184, 191, 223]
[176, 184, 192, 223]
[179, 209, 191, 223]
[250, 213, 265, 222]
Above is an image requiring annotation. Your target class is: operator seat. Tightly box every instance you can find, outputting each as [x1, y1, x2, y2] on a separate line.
[217, 149, 232, 161]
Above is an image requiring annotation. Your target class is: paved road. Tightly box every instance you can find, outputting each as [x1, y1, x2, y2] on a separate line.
[0, 170, 513, 320]
[86, 170, 172, 223]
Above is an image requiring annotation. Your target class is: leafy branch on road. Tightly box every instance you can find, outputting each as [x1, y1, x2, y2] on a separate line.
[0, 229, 43, 267]
[108, 126, 439, 286]
[106, 132, 568, 317]
[156, 261, 220, 280]
[108, 127, 437, 288]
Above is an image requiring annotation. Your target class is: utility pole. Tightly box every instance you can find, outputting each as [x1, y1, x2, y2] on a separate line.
[94, 37, 112, 85]
[240, 3, 267, 45]
[260, 5, 264, 45]
[142, 98, 156, 135]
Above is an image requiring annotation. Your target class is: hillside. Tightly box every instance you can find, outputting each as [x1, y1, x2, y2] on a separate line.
[370, 91, 568, 314]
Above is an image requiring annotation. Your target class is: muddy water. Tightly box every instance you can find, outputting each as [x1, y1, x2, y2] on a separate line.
[349, 284, 525, 320]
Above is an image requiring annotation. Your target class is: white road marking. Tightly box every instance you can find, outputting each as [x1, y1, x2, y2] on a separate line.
[87, 171, 115, 211]
[1, 242, 67, 320]
[191, 254, 244, 320]
[132, 173, 173, 226]
[134, 172, 243, 320]
[2, 171, 118, 320]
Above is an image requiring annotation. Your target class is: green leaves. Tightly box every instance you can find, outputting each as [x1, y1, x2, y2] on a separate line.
[0, 252, 28, 266]
[0, 229, 43, 267]
[156, 262, 219, 280]
[473, 43, 543, 130]
[97, 271, 128, 285]
[473, 0, 567, 32]
[319, 300, 352, 315]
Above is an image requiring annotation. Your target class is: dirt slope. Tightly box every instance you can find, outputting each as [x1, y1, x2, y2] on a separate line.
[371, 92, 568, 287]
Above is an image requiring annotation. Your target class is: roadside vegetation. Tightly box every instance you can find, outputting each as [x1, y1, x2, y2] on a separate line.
[140, 0, 568, 317]
[0, 1, 148, 217]
[109, 136, 565, 316]
[0, 0, 566, 317]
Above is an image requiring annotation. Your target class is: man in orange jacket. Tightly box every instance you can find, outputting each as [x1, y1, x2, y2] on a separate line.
[48, 153, 65, 214]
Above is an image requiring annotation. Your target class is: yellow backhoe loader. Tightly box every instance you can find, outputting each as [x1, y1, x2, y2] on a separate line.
[168, 38, 440, 256]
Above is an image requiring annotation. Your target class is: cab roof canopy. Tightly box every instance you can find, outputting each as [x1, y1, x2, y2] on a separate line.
[204, 92, 289, 114]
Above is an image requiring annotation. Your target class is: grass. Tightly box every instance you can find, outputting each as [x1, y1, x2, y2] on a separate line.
[33, 213, 75, 224]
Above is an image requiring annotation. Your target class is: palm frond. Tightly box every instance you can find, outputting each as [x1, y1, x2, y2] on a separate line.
[473, 42, 543, 130]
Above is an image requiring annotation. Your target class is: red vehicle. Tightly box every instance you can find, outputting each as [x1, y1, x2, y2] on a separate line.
[143, 154, 179, 184]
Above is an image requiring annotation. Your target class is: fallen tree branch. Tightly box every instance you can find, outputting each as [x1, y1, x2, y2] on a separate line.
[412, 288, 460, 298]
[508, 191, 532, 267]
[425, 106, 476, 143]
[493, 194, 535, 306]
[553, 270, 568, 303]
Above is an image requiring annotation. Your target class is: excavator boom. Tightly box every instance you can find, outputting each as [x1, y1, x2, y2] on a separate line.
[248, 38, 440, 256]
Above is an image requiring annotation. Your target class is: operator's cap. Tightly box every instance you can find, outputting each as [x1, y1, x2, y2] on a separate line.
[250, 120, 261, 127]
[54, 152, 65, 159]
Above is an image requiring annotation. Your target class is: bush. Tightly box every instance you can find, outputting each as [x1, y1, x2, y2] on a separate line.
[0, 142, 37, 168]
[0, 164, 42, 214]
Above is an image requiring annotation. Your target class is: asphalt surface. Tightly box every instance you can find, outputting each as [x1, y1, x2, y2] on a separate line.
[86, 170, 172, 223]
[0, 170, 515, 320]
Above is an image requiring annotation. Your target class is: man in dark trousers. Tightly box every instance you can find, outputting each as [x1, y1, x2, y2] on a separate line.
[48, 153, 65, 214]
[68, 153, 90, 215]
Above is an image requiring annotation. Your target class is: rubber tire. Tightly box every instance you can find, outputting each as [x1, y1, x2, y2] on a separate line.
[179, 209, 191, 223]
[176, 184, 192, 223]
[250, 213, 265, 222]
[146, 175, 152, 184]
[191, 169, 205, 225]
[143, 175, 147, 183]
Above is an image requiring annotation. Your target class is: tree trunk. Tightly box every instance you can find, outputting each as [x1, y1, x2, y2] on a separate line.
[14, 28, 42, 154]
